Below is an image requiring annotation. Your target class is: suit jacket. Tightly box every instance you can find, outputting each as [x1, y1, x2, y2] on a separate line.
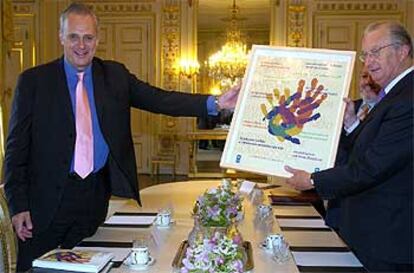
[314, 70, 413, 264]
[4, 57, 210, 233]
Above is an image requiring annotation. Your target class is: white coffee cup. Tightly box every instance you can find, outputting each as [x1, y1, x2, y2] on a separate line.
[130, 245, 149, 265]
[265, 234, 284, 250]
[156, 211, 171, 226]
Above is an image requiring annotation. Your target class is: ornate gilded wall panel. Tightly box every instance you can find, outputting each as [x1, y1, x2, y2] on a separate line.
[3, 1, 36, 137]
[2, 0, 14, 52]
[158, 1, 181, 133]
[287, 2, 306, 47]
[161, 1, 180, 92]
[157, 1, 186, 173]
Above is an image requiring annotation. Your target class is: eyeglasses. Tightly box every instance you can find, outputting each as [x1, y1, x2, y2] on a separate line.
[359, 43, 400, 62]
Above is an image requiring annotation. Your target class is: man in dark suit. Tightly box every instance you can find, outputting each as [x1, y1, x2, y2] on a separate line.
[325, 67, 381, 230]
[285, 21, 413, 272]
[3, 3, 239, 271]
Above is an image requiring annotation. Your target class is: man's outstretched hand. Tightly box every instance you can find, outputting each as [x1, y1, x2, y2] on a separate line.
[217, 82, 241, 110]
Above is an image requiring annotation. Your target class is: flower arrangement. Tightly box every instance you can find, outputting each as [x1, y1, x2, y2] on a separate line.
[195, 179, 243, 227]
[181, 231, 245, 273]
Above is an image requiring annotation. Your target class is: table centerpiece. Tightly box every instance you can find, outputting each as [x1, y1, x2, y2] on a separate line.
[180, 231, 245, 273]
[177, 179, 251, 273]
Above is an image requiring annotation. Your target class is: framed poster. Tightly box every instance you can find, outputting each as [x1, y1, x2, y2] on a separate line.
[220, 45, 356, 177]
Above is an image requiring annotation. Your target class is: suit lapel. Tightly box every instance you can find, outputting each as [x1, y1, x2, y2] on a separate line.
[92, 59, 105, 128]
[349, 70, 413, 142]
[55, 58, 75, 127]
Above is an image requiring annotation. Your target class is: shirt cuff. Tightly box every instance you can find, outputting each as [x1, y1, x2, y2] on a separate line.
[344, 119, 360, 135]
[309, 173, 315, 188]
[206, 95, 219, 116]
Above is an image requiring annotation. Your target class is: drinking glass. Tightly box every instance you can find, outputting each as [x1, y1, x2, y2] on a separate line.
[272, 239, 290, 263]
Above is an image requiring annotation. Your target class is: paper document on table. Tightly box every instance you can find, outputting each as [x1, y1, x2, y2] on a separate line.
[104, 215, 156, 225]
[292, 251, 363, 267]
[239, 180, 256, 195]
[277, 218, 328, 228]
[73, 247, 130, 262]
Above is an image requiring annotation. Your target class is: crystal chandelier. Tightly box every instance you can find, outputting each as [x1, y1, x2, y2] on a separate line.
[206, 0, 248, 84]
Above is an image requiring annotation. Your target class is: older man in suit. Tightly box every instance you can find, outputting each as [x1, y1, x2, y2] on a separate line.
[285, 21, 413, 272]
[4, 3, 239, 271]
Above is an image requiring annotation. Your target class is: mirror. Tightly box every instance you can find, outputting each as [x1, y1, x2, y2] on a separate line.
[197, 0, 270, 130]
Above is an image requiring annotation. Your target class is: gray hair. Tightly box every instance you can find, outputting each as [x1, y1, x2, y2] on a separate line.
[59, 2, 99, 35]
[364, 21, 413, 58]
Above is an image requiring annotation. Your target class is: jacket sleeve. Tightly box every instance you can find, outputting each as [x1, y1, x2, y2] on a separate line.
[4, 71, 35, 216]
[126, 66, 210, 118]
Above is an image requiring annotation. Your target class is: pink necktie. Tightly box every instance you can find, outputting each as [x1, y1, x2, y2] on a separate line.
[74, 72, 94, 179]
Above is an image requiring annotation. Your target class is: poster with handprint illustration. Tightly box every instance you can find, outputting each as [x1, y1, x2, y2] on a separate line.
[220, 45, 355, 177]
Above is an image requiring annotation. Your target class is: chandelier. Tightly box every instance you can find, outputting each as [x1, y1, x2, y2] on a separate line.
[206, 0, 248, 84]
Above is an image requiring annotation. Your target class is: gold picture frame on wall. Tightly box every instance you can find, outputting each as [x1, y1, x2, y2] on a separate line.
[220, 45, 356, 177]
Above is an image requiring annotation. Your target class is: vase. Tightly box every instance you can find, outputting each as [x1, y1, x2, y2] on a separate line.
[201, 225, 228, 239]
[188, 217, 230, 247]
[187, 216, 205, 247]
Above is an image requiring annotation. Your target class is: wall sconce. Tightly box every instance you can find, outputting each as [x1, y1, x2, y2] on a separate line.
[176, 58, 200, 79]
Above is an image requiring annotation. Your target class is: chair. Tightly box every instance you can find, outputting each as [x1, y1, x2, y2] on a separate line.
[150, 134, 177, 180]
[0, 184, 17, 273]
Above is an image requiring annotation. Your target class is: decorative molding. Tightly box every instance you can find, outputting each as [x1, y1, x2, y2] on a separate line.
[12, 2, 33, 14]
[161, 2, 180, 92]
[287, 4, 306, 47]
[2, 0, 14, 51]
[85, 2, 153, 14]
[314, 1, 399, 12]
[159, 2, 181, 129]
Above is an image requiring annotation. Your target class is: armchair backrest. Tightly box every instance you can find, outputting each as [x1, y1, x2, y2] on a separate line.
[0, 184, 17, 273]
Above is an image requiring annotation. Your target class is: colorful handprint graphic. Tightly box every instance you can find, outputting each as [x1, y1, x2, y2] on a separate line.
[261, 78, 328, 144]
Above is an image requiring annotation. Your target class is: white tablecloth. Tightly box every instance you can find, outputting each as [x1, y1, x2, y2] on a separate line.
[80, 180, 360, 273]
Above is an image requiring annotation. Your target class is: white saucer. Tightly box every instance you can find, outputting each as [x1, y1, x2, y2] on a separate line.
[258, 241, 272, 252]
[124, 256, 155, 270]
[154, 219, 175, 228]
